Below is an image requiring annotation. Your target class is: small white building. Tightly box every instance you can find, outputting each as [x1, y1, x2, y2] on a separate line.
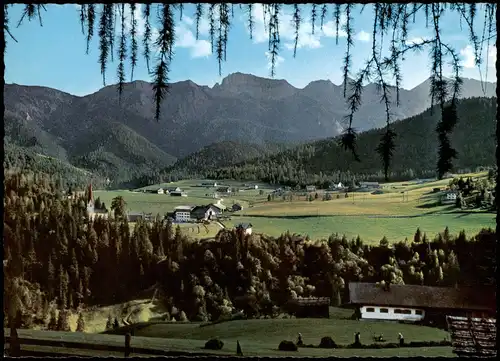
[236, 223, 253, 235]
[156, 188, 165, 195]
[306, 185, 316, 192]
[442, 191, 458, 204]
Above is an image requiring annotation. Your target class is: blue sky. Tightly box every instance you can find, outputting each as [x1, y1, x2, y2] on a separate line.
[4, 4, 497, 96]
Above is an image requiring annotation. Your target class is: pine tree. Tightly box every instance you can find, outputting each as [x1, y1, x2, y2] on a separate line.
[47, 254, 56, 299]
[106, 314, 113, 330]
[45, 307, 55, 330]
[413, 228, 422, 243]
[56, 308, 70, 331]
[58, 265, 69, 309]
[76, 312, 85, 332]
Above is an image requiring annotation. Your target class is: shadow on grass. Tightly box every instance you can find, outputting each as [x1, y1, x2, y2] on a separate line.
[416, 201, 442, 209]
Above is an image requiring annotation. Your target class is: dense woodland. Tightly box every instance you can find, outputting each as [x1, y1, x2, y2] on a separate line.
[3, 144, 107, 190]
[139, 97, 495, 188]
[4, 171, 496, 330]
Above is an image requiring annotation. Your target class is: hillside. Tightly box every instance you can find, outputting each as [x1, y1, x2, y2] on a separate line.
[165, 141, 291, 174]
[3, 143, 105, 189]
[4, 75, 495, 185]
[197, 97, 496, 185]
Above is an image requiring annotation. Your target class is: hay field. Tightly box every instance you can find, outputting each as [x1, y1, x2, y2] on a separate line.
[94, 174, 494, 243]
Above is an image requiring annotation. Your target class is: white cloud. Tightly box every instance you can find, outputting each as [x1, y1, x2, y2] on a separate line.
[114, 4, 147, 37]
[175, 17, 212, 58]
[244, 4, 347, 51]
[183, 15, 194, 26]
[265, 51, 284, 69]
[198, 17, 210, 37]
[488, 45, 496, 63]
[355, 30, 370, 42]
[182, 15, 210, 37]
[460, 45, 477, 69]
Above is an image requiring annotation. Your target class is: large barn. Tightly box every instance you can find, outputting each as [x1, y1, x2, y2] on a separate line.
[346, 282, 496, 327]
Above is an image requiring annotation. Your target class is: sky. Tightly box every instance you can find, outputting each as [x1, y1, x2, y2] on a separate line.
[4, 3, 497, 96]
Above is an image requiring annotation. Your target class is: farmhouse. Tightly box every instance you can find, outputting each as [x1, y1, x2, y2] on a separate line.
[346, 282, 496, 325]
[173, 206, 195, 222]
[211, 201, 227, 212]
[166, 187, 182, 193]
[359, 181, 380, 189]
[236, 223, 253, 235]
[306, 185, 316, 192]
[441, 191, 458, 205]
[156, 188, 164, 195]
[231, 203, 243, 212]
[191, 204, 221, 221]
[170, 191, 187, 197]
[287, 297, 330, 318]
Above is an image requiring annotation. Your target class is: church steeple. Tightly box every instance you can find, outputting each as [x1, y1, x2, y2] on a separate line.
[88, 183, 94, 204]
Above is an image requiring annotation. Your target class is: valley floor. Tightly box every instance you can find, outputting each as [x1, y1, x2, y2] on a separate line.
[94, 172, 494, 243]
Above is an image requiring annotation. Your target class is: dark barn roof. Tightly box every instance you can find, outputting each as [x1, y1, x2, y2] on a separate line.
[348, 282, 496, 312]
[236, 223, 253, 230]
[288, 297, 330, 306]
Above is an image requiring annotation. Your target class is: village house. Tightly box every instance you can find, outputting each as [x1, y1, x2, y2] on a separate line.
[306, 185, 316, 192]
[173, 206, 195, 222]
[346, 282, 496, 326]
[235, 223, 253, 235]
[156, 188, 164, 195]
[190, 204, 221, 221]
[166, 187, 182, 193]
[211, 201, 226, 212]
[231, 203, 243, 212]
[170, 191, 187, 197]
[441, 191, 458, 205]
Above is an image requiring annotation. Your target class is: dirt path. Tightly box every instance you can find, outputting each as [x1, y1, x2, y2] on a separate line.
[214, 221, 226, 229]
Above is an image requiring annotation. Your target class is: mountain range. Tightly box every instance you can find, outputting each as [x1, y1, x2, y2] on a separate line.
[4, 73, 496, 183]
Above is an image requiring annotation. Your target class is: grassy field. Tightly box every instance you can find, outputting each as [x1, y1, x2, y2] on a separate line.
[6, 305, 455, 357]
[103, 307, 454, 357]
[94, 173, 494, 243]
[227, 213, 494, 243]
